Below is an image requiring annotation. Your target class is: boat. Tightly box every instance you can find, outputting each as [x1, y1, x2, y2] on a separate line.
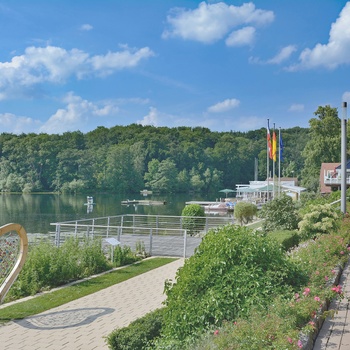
[204, 202, 234, 212]
[121, 199, 166, 206]
[121, 199, 139, 205]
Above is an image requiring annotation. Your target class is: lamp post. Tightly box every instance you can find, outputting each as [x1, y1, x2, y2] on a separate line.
[341, 102, 347, 214]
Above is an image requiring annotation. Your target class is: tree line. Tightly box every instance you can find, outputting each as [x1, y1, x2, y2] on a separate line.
[0, 105, 343, 194]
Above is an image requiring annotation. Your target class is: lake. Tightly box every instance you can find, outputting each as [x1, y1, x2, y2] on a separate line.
[0, 192, 231, 234]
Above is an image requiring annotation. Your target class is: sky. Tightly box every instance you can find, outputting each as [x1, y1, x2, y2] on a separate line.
[0, 0, 349, 134]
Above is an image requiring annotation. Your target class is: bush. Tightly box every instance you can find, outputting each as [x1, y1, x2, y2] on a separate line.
[259, 193, 299, 232]
[107, 308, 165, 350]
[181, 204, 205, 236]
[159, 225, 306, 345]
[234, 201, 257, 225]
[112, 245, 140, 267]
[298, 203, 340, 241]
[269, 230, 300, 251]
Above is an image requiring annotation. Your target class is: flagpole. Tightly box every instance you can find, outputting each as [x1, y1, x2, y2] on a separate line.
[267, 119, 270, 202]
[278, 127, 281, 196]
[273, 123, 275, 199]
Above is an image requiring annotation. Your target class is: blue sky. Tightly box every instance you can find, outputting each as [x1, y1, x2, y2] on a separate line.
[0, 0, 349, 134]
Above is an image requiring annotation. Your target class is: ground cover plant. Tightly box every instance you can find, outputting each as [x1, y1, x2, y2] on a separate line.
[181, 204, 205, 236]
[0, 257, 176, 323]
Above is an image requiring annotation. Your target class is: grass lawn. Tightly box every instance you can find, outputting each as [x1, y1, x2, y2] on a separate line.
[0, 257, 177, 323]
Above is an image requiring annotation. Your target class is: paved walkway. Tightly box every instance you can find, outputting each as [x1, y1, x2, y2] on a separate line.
[0, 258, 184, 350]
[313, 261, 350, 349]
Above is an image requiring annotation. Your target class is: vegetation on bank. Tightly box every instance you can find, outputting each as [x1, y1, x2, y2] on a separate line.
[106, 193, 349, 350]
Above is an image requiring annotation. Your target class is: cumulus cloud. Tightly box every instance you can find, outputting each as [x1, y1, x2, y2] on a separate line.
[225, 26, 256, 47]
[162, 1, 274, 44]
[137, 107, 159, 126]
[208, 98, 240, 113]
[0, 45, 155, 99]
[288, 103, 304, 112]
[290, 2, 350, 70]
[0, 112, 41, 134]
[40, 92, 119, 134]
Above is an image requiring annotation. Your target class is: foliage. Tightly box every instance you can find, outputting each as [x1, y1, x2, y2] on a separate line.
[6, 238, 111, 300]
[112, 245, 141, 267]
[107, 308, 165, 350]
[301, 105, 341, 191]
[234, 201, 257, 225]
[268, 230, 300, 251]
[298, 204, 340, 241]
[186, 218, 350, 350]
[181, 204, 205, 236]
[259, 193, 299, 232]
[158, 225, 306, 345]
[0, 124, 309, 194]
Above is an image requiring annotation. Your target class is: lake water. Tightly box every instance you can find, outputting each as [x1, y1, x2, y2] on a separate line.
[0, 192, 231, 234]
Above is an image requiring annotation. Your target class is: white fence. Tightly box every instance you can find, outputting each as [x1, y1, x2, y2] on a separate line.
[50, 214, 234, 258]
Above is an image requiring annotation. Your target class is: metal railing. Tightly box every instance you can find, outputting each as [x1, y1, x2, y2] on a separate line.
[50, 214, 234, 258]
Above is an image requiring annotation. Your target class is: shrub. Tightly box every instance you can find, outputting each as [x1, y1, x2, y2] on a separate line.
[259, 193, 299, 232]
[181, 204, 205, 236]
[107, 308, 165, 350]
[269, 230, 300, 251]
[112, 245, 140, 267]
[298, 204, 340, 241]
[234, 201, 257, 225]
[159, 225, 306, 345]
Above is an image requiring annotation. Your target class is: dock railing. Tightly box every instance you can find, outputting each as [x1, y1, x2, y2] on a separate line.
[50, 214, 234, 258]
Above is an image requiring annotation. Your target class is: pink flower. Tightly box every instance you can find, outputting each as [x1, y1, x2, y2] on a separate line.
[314, 296, 321, 302]
[325, 276, 329, 281]
[303, 287, 311, 296]
[298, 339, 303, 348]
[294, 293, 300, 299]
[287, 336, 293, 344]
[309, 321, 316, 329]
[340, 251, 345, 255]
[214, 330, 219, 335]
[315, 271, 320, 275]
[332, 285, 343, 294]
[332, 269, 336, 274]
[347, 246, 350, 251]
[326, 249, 330, 253]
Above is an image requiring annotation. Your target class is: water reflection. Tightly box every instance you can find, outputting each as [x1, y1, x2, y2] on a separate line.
[0, 193, 231, 234]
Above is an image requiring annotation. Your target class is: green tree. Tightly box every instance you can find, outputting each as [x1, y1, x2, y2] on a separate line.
[234, 201, 257, 225]
[259, 193, 299, 232]
[301, 105, 341, 191]
[181, 204, 205, 236]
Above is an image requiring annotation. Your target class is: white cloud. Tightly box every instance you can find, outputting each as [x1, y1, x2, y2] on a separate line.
[137, 107, 159, 126]
[40, 92, 119, 134]
[288, 103, 304, 112]
[208, 98, 240, 113]
[0, 45, 155, 99]
[225, 26, 256, 47]
[162, 1, 274, 44]
[0, 112, 41, 134]
[80, 24, 93, 31]
[290, 2, 350, 70]
[267, 45, 297, 64]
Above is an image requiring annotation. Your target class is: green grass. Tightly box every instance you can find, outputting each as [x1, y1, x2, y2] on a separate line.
[0, 257, 176, 323]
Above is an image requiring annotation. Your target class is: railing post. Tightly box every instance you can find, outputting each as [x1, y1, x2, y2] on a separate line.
[92, 219, 95, 237]
[205, 217, 209, 234]
[149, 228, 153, 256]
[156, 215, 159, 235]
[183, 229, 187, 258]
[120, 215, 124, 235]
[55, 224, 61, 247]
[74, 221, 78, 238]
[107, 217, 111, 237]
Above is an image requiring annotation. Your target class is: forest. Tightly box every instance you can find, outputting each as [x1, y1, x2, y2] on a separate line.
[0, 105, 342, 194]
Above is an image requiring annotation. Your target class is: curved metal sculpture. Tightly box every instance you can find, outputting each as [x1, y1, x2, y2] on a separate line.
[0, 223, 28, 304]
